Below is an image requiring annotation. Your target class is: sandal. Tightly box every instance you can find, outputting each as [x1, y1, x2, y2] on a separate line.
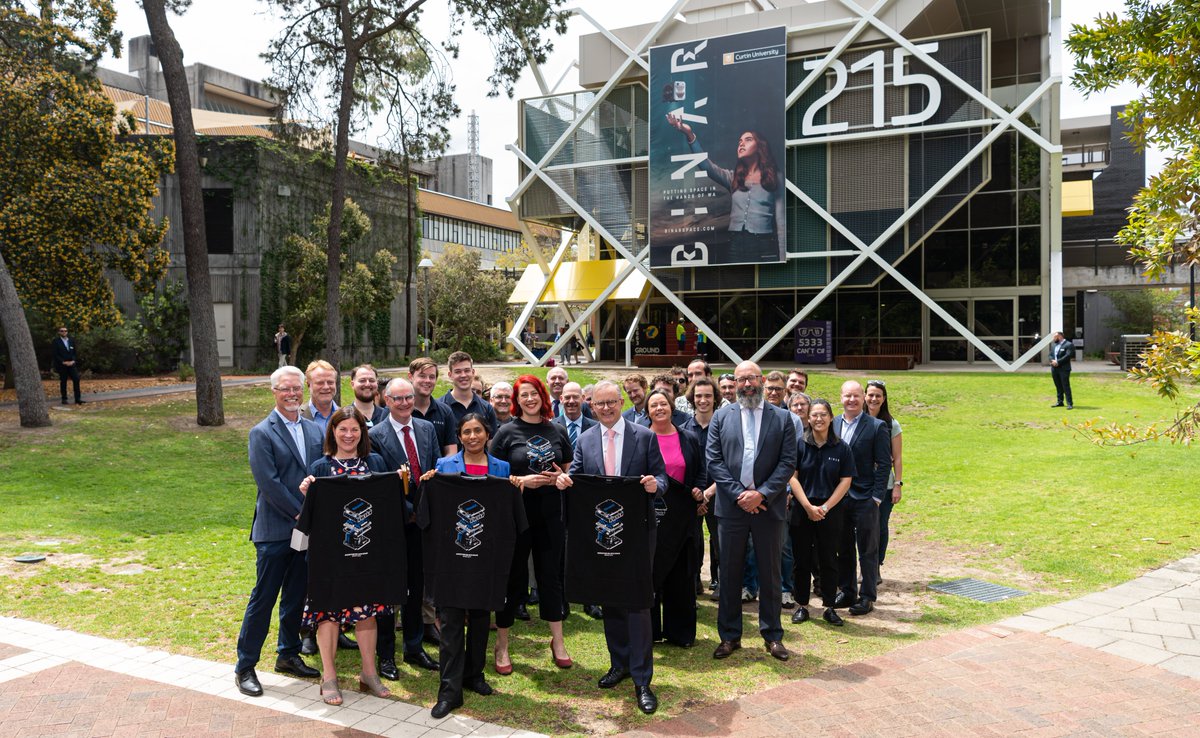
[320, 678, 342, 706]
[358, 673, 392, 699]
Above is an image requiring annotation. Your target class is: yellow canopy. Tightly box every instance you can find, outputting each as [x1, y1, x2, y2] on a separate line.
[508, 260, 650, 305]
[1062, 179, 1094, 217]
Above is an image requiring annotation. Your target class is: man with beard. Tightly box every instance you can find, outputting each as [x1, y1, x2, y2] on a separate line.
[717, 373, 737, 406]
[705, 361, 796, 662]
[235, 366, 323, 696]
[350, 364, 389, 426]
[621, 373, 650, 425]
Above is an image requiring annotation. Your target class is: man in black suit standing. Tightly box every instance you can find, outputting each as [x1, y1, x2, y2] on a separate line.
[832, 380, 891, 616]
[52, 326, 84, 405]
[368, 378, 441, 679]
[556, 380, 668, 714]
[706, 360, 797, 662]
[1050, 331, 1075, 409]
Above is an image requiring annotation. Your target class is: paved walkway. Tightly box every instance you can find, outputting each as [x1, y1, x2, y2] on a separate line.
[0, 376, 271, 409]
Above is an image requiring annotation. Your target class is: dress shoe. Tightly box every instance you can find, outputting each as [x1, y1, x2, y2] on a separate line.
[791, 606, 810, 624]
[550, 640, 573, 669]
[708, 583, 720, 601]
[378, 658, 400, 680]
[527, 587, 539, 605]
[1066, 404, 1074, 410]
[75, 399, 85, 404]
[430, 696, 462, 719]
[832, 591, 853, 609]
[764, 640, 789, 661]
[822, 607, 845, 626]
[584, 604, 604, 620]
[635, 684, 658, 715]
[464, 676, 494, 696]
[712, 639, 741, 659]
[61, 399, 68, 405]
[848, 599, 874, 616]
[598, 666, 630, 689]
[300, 633, 318, 656]
[515, 602, 531, 621]
[274, 654, 319, 679]
[337, 632, 357, 650]
[423, 623, 441, 645]
[235, 668, 263, 697]
[1051, 402, 1064, 407]
[404, 650, 440, 671]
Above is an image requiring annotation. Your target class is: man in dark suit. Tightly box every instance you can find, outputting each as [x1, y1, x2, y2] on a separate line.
[832, 380, 891, 616]
[234, 366, 323, 697]
[52, 326, 84, 405]
[1050, 331, 1075, 409]
[368, 377, 441, 679]
[706, 360, 796, 662]
[557, 380, 668, 715]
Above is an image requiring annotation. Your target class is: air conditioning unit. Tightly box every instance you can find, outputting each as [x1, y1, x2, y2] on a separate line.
[1119, 334, 1151, 371]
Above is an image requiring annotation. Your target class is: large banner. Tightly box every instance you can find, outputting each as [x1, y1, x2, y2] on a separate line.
[649, 27, 787, 268]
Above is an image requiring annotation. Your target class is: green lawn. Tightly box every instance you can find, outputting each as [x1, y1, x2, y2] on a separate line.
[0, 368, 1196, 734]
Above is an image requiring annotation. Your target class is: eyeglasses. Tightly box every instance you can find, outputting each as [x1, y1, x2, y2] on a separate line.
[273, 386, 303, 395]
[386, 393, 415, 403]
[764, 385, 786, 393]
[719, 374, 734, 381]
[591, 399, 621, 409]
[734, 375, 762, 384]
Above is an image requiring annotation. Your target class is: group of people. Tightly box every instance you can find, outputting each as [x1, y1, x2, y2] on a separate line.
[234, 351, 904, 720]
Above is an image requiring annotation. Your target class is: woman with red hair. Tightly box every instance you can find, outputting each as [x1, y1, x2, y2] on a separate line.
[489, 374, 575, 674]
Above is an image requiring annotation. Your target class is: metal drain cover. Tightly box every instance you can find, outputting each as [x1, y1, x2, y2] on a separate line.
[928, 577, 1027, 603]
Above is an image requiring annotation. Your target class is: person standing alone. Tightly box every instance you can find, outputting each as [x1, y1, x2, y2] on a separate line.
[52, 326, 84, 405]
[1050, 331, 1074, 410]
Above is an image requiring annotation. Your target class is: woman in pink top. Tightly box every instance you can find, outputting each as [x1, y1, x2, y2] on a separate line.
[646, 390, 707, 647]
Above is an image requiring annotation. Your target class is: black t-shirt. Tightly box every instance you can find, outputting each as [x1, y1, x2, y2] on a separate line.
[417, 473, 528, 610]
[294, 473, 407, 611]
[564, 474, 653, 610]
[491, 418, 573, 478]
[413, 398, 457, 451]
[651, 477, 698, 589]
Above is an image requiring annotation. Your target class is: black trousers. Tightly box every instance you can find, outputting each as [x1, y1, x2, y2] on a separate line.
[496, 491, 566, 628]
[57, 365, 81, 402]
[651, 537, 698, 647]
[837, 497, 880, 604]
[377, 521, 424, 659]
[1052, 365, 1073, 405]
[789, 502, 844, 607]
[436, 606, 488, 703]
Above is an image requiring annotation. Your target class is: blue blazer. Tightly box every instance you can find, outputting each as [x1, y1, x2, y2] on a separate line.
[247, 410, 324, 542]
[833, 413, 891, 503]
[705, 402, 797, 521]
[368, 416, 440, 502]
[435, 451, 511, 477]
[569, 421, 668, 497]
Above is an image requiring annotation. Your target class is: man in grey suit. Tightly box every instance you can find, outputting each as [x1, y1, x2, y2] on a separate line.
[706, 360, 796, 662]
[368, 378, 441, 678]
[235, 366, 323, 697]
[832, 380, 892, 616]
[557, 380, 668, 715]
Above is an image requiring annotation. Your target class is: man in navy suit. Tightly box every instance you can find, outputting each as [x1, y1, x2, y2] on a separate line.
[1049, 331, 1075, 409]
[368, 378, 441, 678]
[235, 366, 323, 697]
[553, 382, 597, 451]
[832, 380, 892, 616]
[51, 326, 84, 405]
[557, 380, 667, 715]
[706, 360, 797, 662]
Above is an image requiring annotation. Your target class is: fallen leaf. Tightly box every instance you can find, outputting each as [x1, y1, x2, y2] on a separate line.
[837, 638, 849, 644]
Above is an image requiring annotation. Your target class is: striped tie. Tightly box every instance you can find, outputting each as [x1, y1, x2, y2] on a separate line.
[568, 420, 578, 450]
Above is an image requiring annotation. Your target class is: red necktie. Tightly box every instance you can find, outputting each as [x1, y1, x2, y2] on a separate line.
[402, 426, 422, 480]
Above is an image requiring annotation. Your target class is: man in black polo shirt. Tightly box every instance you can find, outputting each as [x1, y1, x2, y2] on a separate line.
[409, 356, 458, 456]
[440, 351, 499, 435]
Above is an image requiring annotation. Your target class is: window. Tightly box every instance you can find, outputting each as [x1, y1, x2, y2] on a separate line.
[203, 189, 234, 254]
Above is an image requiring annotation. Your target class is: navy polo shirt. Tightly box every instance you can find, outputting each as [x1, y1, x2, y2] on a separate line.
[413, 397, 457, 450]
[440, 390, 499, 436]
[795, 436, 857, 505]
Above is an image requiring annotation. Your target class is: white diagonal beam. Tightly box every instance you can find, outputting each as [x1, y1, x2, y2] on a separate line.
[506, 236, 572, 364]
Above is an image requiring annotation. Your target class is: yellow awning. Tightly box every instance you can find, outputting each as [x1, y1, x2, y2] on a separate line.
[508, 260, 650, 305]
[1062, 179, 1094, 217]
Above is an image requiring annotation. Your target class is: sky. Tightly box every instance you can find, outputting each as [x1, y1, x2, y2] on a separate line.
[102, 0, 1145, 204]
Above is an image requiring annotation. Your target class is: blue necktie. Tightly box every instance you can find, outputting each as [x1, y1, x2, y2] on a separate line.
[568, 421, 578, 450]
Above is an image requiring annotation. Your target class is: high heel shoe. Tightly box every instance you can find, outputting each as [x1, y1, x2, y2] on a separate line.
[493, 650, 513, 676]
[358, 673, 392, 699]
[550, 639, 573, 669]
[320, 678, 342, 706]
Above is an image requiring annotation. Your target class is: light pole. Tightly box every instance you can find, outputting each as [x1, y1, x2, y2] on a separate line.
[418, 257, 433, 355]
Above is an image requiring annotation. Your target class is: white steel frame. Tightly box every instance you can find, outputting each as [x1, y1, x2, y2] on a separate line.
[507, 0, 1063, 370]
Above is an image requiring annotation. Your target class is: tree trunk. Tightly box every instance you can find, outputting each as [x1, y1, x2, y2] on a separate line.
[142, 0, 225, 427]
[404, 158, 415, 357]
[0, 250, 51, 427]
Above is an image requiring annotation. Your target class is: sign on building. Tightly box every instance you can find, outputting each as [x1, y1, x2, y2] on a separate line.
[648, 27, 787, 268]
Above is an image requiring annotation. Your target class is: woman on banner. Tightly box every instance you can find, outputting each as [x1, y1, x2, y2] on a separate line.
[296, 407, 394, 706]
[646, 390, 706, 647]
[418, 412, 514, 718]
[489, 375, 574, 674]
[665, 114, 785, 261]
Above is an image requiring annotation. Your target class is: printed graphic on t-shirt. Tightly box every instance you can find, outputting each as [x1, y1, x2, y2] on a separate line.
[455, 499, 485, 552]
[342, 498, 373, 551]
[526, 435, 555, 473]
[595, 498, 624, 551]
